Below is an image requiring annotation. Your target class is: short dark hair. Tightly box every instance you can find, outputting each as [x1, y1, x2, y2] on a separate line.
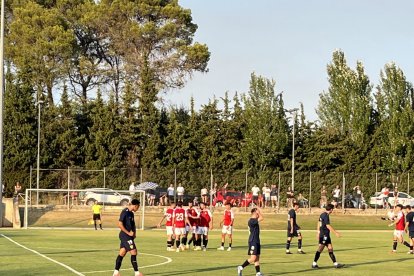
[396, 204, 403, 209]
[224, 201, 231, 206]
[199, 202, 206, 206]
[131, 199, 140, 206]
[326, 204, 334, 211]
[405, 205, 411, 210]
[251, 207, 257, 214]
[177, 201, 183, 207]
[293, 202, 299, 207]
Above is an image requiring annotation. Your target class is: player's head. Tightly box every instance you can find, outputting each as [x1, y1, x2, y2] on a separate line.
[188, 201, 193, 207]
[405, 205, 411, 211]
[396, 204, 403, 211]
[293, 202, 299, 210]
[170, 201, 176, 208]
[325, 203, 334, 212]
[130, 199, 140, 212]
[251, 207, 260, 218]
[224, 201, 231, 209]
[200, 202, 206, 209]
[94, 200, 98, 205]
[176, 201, 183, 207]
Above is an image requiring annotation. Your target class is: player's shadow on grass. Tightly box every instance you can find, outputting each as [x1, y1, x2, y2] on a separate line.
[335, 245, 388, 252]
[345, 257, 413, 267]
[154, 264, 237, 276]
[229, 243, 285, 249]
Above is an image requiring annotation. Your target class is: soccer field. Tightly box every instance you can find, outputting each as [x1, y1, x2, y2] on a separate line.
[0, 228, 412, 276]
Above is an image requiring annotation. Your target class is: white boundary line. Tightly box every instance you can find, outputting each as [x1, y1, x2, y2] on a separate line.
[81, 252, 172, 274]
[1, 234, 85, 276]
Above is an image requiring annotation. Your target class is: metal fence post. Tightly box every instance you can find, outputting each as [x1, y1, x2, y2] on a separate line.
[342, 172, 345, 210]
[309, 172, 312, 213]
[67, 167, 70, 210]
[174, 168, 177, 203]
[277, 172, 281, 210]
[245, 169, 248, 212]
[408, 173, 410, 195]
[375, 173, 378, 214]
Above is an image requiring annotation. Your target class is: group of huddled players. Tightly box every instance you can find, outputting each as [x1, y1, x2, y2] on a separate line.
[384, 204, 414, 254]
[157, 200, 234, 252]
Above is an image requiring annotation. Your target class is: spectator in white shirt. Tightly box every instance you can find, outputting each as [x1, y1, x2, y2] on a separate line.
[129, 182, 135, 196]
[201, 187, 208, 204]
[177, 184, 185, 202]
[251, 185, 260, 205]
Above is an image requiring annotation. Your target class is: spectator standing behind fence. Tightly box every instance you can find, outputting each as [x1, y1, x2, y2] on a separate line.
[177, 183, 185, 202]
[211, 183, 218, 200]
[270, 184, 278, 208]
[332, 185, 341, 208]
[167, 184, 175, 203]
[381, 186, 390, 209]
[297, 193, 309, 208]
[393, 186, 399, 207]
[201, 187, 208, 203]
[264, 185, 271, 208]
[251, 185, 260, 206]
[353, 186, 362, 209]
[13, 182, 23, 203]
[286, 187, 295, 208]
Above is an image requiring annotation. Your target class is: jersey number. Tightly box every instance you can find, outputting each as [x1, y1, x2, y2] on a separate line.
[175, 213, 184, 221]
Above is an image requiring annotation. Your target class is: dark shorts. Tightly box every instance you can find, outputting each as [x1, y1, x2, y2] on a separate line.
[120, 237, 137, 251]
[248, 242, 261, 256]
[287, 228, 301, 238]
[93, 214, 101, 220]
[409, 231, 414, 239]
[319, 234, 332, 245]
[252, 196, 258, 201]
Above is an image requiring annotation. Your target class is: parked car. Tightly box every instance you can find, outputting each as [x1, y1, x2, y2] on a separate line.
[369, 191, 414, 208]
[81, 188, 132, 206]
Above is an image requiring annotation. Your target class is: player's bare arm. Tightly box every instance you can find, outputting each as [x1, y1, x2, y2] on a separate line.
[157, 215, 166, 228]
[257, 208, 264, 222]
[290, 218, 294, 233]
[118, 221, 134, 237]
[327, 224, 341, 237]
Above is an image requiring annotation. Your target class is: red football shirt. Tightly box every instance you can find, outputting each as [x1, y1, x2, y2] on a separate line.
[165, 208, 174, 227]
[199, 209, 212, 227]
[223, 209, 234, 226]
[187, 208, 199, 226]
[173, 207, 187, 228]
[396, 211, 405, 230]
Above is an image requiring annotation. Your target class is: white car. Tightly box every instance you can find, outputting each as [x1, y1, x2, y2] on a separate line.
[369, 191, 414, 208]
[82, 188, 131, 206]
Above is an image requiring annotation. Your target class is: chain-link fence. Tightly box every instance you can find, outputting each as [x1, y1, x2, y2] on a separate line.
[27, 167, 414, 208]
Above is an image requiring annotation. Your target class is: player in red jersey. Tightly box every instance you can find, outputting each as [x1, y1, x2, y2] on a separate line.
[182, 201, 200, 250]
[218, 202, 234, 251]
[172, 201, 190, 252]
[389, 204, 411, 253]
[196, 202, 213, 251]
[157, 201, 176, 251]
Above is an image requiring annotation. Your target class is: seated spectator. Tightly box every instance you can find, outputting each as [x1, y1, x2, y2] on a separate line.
[297, 193, 309, 208]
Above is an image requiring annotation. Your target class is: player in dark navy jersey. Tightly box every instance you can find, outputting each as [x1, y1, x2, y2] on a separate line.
[113, 199, 141, 276]
[286, 202, 305, 254]
[404, 205, 414, 254]
[237, 208, 263, 276]
[312, 204, 344, 269]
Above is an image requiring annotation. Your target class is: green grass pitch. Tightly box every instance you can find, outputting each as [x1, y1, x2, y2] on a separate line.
[0, 228, 413, 276]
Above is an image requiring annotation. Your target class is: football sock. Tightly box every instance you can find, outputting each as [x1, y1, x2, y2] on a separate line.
[182, 237, 187, 245]
[229, 243, 232, 248]
[410, 246, 413, 251]
[131, 255, 138, 272]
[393, 241, 397, 250]
[94, 222, 97, 230]
[298, 239, 302, 249]
[242, 260, 250, 268]
[171, 238, 175, 246]
[99, 224, 102, 229]
[314, 251, 321, 262]
[255, 265, 260, 273]
[115, 255, 123, 270]
[167, 241, 172, 248]
[329, 252, 336, 263]
[286, 240, 291, 250]
[221, 242, 225, 247]
[176, 240, 181, 248]
[403, 241, 410, 248]
[188, 236, 193, 245]
[203, 238, 208, 248]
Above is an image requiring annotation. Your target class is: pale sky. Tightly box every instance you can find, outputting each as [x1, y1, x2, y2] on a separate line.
[165, 0, 414, 121]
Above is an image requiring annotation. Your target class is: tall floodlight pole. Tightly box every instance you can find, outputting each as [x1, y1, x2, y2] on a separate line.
[0, 0, 6, 227]
[36, 100, 43, 205]
[285, 108, 299, 191]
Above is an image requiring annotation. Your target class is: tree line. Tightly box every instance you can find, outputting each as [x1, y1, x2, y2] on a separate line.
[2, 1, 414, 196]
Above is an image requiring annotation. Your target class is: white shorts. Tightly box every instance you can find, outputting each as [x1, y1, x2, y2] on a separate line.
[221, 225, 233, 235]
[174, 227, 186, 236]
[186, 225, 197, 234]
[394, 230, 404, 238]
[271, 196, 277, 201]
[197, 226, 209, 235]
[166, 226, 173, 236]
